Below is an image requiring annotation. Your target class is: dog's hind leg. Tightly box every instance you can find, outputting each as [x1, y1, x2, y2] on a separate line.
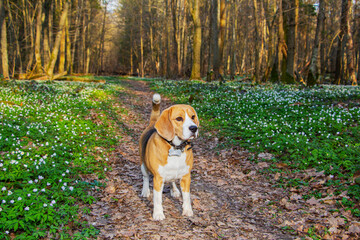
[141, 164, 151, 198]
[170, 182, 181, 198]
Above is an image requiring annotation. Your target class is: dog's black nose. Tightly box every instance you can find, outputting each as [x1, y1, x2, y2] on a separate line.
[189, 125, 198, 133]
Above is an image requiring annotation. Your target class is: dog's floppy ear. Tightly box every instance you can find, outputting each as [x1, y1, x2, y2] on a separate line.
[155, 108, 174, 141]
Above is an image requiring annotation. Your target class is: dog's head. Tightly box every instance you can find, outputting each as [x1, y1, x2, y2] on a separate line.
[155, 105, 199, 142]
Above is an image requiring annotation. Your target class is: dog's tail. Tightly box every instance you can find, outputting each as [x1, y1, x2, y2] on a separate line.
[149, 93, 161, 127]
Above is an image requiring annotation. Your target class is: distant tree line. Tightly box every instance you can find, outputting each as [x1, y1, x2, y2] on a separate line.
[0, 0, 359, 85]
[0, 0, 112, 80]
[116, 0, 359, 85]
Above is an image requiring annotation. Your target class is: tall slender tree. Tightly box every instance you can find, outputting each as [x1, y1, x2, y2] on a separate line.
[219, 0, 226, 76]
[344, 0, 357, 85]
[189, 0, 201, 80]
[1, 0, 9, 79]
[307, 0, 325, 86]
[253, 0, 261, 83]
[212, 0, 220, 80]
[281, 0, 299, 83]
[46, 1, 69, 78]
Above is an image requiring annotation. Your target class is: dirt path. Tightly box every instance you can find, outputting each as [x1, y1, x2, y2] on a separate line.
[81, 80, 353, 239]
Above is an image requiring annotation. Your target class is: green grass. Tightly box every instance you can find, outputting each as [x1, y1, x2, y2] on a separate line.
[0, 78, 125, 239]
[150, 80, 360, 203]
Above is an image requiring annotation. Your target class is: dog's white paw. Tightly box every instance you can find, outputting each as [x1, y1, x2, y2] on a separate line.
[182, 208, 193, 217]
[141, 188, 150, 198]
[153, 211, 165, 221]
[170, 188, 181, 198]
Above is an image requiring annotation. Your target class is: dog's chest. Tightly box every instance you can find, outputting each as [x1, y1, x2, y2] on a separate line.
[158, 149, 189, 182]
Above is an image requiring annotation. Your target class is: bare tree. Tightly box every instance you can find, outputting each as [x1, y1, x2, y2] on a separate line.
[189, 0, 201, 80]
[344, 0, 357, 85]
[307, 0, 325, 86]
[218, 0, 226, 76]
[1, 0, 9, 79]
[281, 0, 299, 83]
[253, 0, 261, 83]
[46, 1, 69, 78]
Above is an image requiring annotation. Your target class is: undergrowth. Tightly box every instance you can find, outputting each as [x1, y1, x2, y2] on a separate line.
[0, 78, 124, 239]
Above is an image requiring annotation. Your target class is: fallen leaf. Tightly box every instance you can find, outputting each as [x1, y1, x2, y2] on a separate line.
[250, 192, 262, 202]
[328, 216, 345, 228]
[105, 182, 116, 194]
[257, 162, 269, 168]
[274, 172, 281, 181]
[217, 179, 228, 185]
[276, 163, 288, 168]
[348, 224, 360, 234]
[290, 193, 302, 201]
[217, 221, 226, 227]
[193, 198, 202, 210]
[306, 197, 320, 206]
[280, 198, 298, 210]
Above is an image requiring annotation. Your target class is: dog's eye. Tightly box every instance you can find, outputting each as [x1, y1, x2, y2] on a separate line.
[191, 115, 195, 120]
[176, 117, 183, 122]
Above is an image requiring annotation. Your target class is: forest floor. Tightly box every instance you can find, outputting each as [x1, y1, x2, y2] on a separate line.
[82, 79, 359, 240]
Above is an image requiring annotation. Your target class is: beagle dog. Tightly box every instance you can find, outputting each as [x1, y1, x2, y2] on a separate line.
[139, 94, 199, 220]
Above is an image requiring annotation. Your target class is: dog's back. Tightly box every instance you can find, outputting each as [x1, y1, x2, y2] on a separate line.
[139, 94, 161, 163]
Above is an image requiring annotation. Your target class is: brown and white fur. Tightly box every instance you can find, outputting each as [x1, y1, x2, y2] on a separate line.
[139, 94, 199, 220]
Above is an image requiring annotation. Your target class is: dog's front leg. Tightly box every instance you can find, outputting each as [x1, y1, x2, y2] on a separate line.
[153, 175, 165, 220]
[180, 174, 193, 217]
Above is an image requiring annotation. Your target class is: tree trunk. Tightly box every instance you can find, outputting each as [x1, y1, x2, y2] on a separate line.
[253, 0, 261, 83]
[307, 0, 325, 86]
[26, 5, 35, 73]
[165, 0, 171, 78]
[171, 0, 179, 76]
[344, 0, 357, 85]
[212, 0, 220, 80]
[281, 0, 298, 84]
[181, 0, 187, 76]
[100, 1, 108, 73]
[65, 17, 72, 73]
[207, 0, 213, 75]
[85, 3, 91, 74]
[46, 1, 69, 78]
[230, 0, 237, 80]
[35, 0, 43, 73]
[149, 0, 155, 76]
[6, 0, 22, 74]
[189, 0, 201, 80]
[1, 0, 9, 79]
[275, 0, 285, 83]
[335, 0, 348, 84]
[43, 9, 50, 68]
[130, 27, 133, 74]
[59, 24, 66, 73]
[71, 0, 81, 73]
[80, 0, 87, 72]
[218, 0, 226, 76]
[262, 0, 276, 82]
[49, 1, 53, 50]
[140, 1, 144, 78]
[319, 0, 327, 81]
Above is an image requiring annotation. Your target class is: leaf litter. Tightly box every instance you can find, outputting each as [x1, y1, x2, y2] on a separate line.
[79, 80, 359, 239]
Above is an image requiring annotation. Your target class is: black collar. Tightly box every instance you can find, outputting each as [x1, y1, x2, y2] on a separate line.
[166, 139, 193, 152]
